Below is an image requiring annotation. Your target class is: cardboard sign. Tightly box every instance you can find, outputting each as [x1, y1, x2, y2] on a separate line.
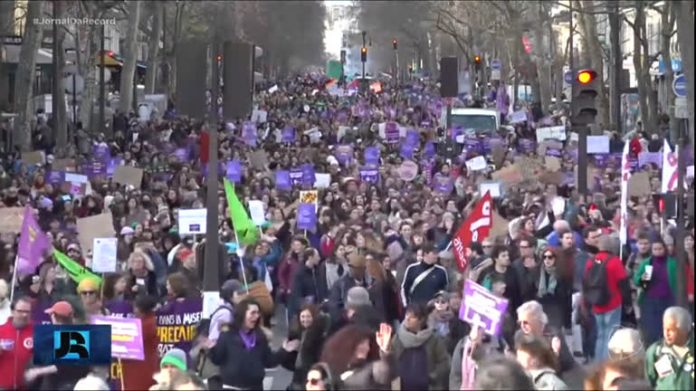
[491, 165, 523, 185]
[52, 158, 77, 171]
[539, 171, 564, 186]
[0, 207, 25, 233]
[466, 156, 488, 172]
[489, 211, 509, 239]
[628, 172, 652, 197]
[22, 151, 45, 165]
[76, 213, 116, 254]
[545, 156, 562, 172]
[459, 279, 509, 336]
[113, 166, 143, 188]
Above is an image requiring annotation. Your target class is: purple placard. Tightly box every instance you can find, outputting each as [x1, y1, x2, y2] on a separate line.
[106, 158, 123, 177]
[282, 126, 296, 143]
[432, 173, 453, 194]
[335, 145, 354, 166]
[518, 139, 536, 154]
[545, 148, 562, 158]
[83, 160, 106, 178]
[105, 300, 135, 318]
[296, 203, 317, 231]
[360, 167, 380, 184]
[46, 171, 64, 184]
[400, 143, 415, 159]
[424, 142, 436, 159]
[301, 164, 316, 186]
[242, 122, 257, 147]
[289, 168, 304, 187]
[364, 147, 380, 165]
[459, 279, 509, 337]
[93, 143, 111, 160]
[226, 160, 242, 183]
[91, 315, 144, 361]
[275, 170, 292, 190]
[385, 122, 400, 144]
[174, 148, 189, 162]
[638, 152, 662, 168]
[405, 129, 420, 147]
[155, 298, 202, 357]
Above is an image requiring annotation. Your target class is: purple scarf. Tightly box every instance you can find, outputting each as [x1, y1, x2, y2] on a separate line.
[239, 329, 257, 350]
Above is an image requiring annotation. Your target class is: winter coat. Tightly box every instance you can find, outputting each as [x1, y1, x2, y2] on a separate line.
[530, 367, 569, 390]
[289, 264, 329, 315]
[390, 324, 450, 391]
[338, 353, 396, 390]
[449, 334, 508, 390]
[121, 314, 159, 390]
[285, 314, 331, 389]
[645, 335, 695, 391]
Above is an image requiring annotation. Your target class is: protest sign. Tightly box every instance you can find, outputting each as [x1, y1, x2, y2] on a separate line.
[628, 172, 652, 197]
[156, 298, 202, 357]
[248, 200, 266, 226]
[91, 238, 118, 273]
[113, 166, 144, 188]
[91, 316, 144, 361]
[299, 190, 319, 211]
[491, 165, 523, 185]
[459, 279, 509, 336]
[536, 125, 566, 142]
[587, 135, 610, 154]
[178, 209, 207, 235]
[398, 160, 419, 181]
[76, 213, 116, 254]
[509, 110, 527, 124]
[314, 173, 331, 189]
[479, 182, 502, 198]
[21, 150, 45, 165]
[52, 158, 77, 171]
[359, 167, 380, 183]
[638, 152, 662, 168]
[249, 150, 269, 170]
[0, 207, 25, 233]
[466, 156, 487, 172]
[545, 156, 562, 172]
[297, 203, 317, 231]
[489, 211, 509, 239]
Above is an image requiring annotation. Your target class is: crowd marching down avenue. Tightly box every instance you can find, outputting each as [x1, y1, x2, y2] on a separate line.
[0, 1, 695, 390]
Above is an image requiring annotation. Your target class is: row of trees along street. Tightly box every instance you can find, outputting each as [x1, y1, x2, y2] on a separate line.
[0, 0, 326, 154]
[355, 0, 693, 142]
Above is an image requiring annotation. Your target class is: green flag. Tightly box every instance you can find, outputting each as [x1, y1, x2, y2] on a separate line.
[53, 249, 103, 285]
[223, 178, 259, 246]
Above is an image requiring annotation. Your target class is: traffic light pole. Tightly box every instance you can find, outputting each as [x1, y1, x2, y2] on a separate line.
[577, 124, 588, 194]
[675, 118, 688, 308]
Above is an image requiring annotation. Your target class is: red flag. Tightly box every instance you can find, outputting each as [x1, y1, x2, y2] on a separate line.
[200, 131, 210, 164]
[452, 192, 493, 272]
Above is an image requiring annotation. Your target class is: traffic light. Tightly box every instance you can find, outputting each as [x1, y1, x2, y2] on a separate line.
[653, 193, 677, 219]
[216, 54, 222, 62]
[392, 39, 398, 50]
[340, 49, 346, 64]
[361, 47, 367, 62]
[571, 68, 599, 126]
[474, 55, 482, 71]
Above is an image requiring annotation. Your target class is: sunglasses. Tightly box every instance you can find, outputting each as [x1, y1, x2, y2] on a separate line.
[543, 254, 554, 259]
[80, 291, 97, 296]
[307, 378, 323, 386]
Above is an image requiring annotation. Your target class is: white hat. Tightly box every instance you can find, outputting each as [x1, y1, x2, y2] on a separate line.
[120, 226, 135, 236]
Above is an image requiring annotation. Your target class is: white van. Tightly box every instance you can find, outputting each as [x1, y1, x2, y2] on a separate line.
[440, 108, 500, 135]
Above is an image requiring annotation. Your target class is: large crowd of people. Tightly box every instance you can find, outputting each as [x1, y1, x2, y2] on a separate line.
[0, 73, 694, 391]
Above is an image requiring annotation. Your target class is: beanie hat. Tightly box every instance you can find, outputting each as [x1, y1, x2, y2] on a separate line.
[160, 348, 188, 371]
[346, 286, 371, 309]
[77, 277, 100, 293]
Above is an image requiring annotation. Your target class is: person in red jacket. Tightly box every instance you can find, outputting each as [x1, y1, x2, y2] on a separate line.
[0, 296, 34, 390]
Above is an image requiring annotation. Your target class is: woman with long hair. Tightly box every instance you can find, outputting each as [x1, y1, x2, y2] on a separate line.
[284, 304, 331, 390]
[536, 247, 573, 331]
[320, 323, 394, 390]
[207, 298, 299, 390]
[305, 362, 337, 391]
[127, 249, 159, 297]
[365, 254, 401, 326]
[166, 272, 192, 302]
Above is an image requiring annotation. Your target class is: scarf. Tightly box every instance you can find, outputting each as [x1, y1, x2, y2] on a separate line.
[537, 265, 557, 298]
[239, 329, 257, 350]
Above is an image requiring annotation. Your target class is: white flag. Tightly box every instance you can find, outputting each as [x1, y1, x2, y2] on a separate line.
[661, 140, 678, 193]
[619, 142, 632, 245]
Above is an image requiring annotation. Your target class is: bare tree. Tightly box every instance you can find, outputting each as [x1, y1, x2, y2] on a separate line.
[12, 0, 43, 151]
[54, 1, 68, 155]
[674, 0, 694, 141]
[624, 1, 658, 132]
[119, 0, 141, 112]
[0, 0, 15, 112]
[144, 2, 162, 94]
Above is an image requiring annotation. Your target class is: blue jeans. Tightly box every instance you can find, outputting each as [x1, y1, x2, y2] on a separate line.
[594, 306, 622, 362]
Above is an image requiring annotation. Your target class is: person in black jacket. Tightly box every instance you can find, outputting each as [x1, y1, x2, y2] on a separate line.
[400, 243, 448, 307]
[206, 299, 299, 390]
[284, 304, 331, 390]
[289, 248, 328, 318]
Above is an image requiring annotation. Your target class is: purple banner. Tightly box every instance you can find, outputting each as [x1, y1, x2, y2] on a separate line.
[289, 168, 304, 187]
[275, 170, 292, 190]
[155, 298, 202, 357]
[385, 122, 400, 144]
[301, 164, 316, 187]
[226, 160, 242, 183]
[459, 279, 509, 337]
[518, 139, 536, 154]
[638, 152, 662, 168]
[296, 203, 317, 231]
[424, 142, 436, 159]
[405, 129, 420, 147]
[93, 144, 111, 161]
[282, 126, 296, 143]
[400, 143, 415, 159]
[364, 147, 380, 165]
[104, 300, 135, 318]
[242, 122, 257, 147]
[360, 167, 380, 184]
[433, 173, 453, 194]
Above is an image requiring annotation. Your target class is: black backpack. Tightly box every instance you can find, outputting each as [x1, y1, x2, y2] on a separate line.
[583, 258, 611, 306]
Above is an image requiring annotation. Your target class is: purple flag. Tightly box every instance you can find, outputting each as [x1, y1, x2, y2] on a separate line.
[282, 126, 296, 143]
[226, 160, 242, 183]
[364, 147, 380, 165]
[296, 203, 317, 231]
[17, 207, 51, 277]
[638, 152, 662, 168]
[301, 164, 316, 187]
[424, 142, 436, 159]
[360, 167, 380, 183]
[174, 148, 189, 162]
[433, 174, 453, 194]
[275, 170, 292, 190]
[400, 143, 415, 159]
[242, 122, 257, 147]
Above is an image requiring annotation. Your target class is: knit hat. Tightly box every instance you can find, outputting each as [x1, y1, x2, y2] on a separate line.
[77, 277, 100, 293]
[346, 286, 371, 309]
[160, 348, 188, 371]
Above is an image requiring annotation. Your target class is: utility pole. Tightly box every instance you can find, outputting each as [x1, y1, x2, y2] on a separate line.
[203, 38, 220, 293]
[609, 1, 622, 134]
[675, 119, 688, 308]
[51, 1, 58, 131]
[99, 24, 105, 134]
[361, 30, 366, 81]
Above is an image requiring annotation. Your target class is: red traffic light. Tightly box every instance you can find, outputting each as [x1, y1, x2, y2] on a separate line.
[576, 69, 597, 84]
[392, 39, 398, 49]
[474, 55, 481, 63]
[216, 55, 222, 62]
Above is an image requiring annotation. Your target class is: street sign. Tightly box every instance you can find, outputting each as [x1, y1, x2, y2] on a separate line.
[564, 71, 573, 84]
[675, 97, 688, 119]
[673, 74, 686, 97]
[491, 59, 501, 70]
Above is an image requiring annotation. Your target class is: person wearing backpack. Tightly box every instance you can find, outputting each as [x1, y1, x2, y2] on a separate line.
[583, 235, 632, 362]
